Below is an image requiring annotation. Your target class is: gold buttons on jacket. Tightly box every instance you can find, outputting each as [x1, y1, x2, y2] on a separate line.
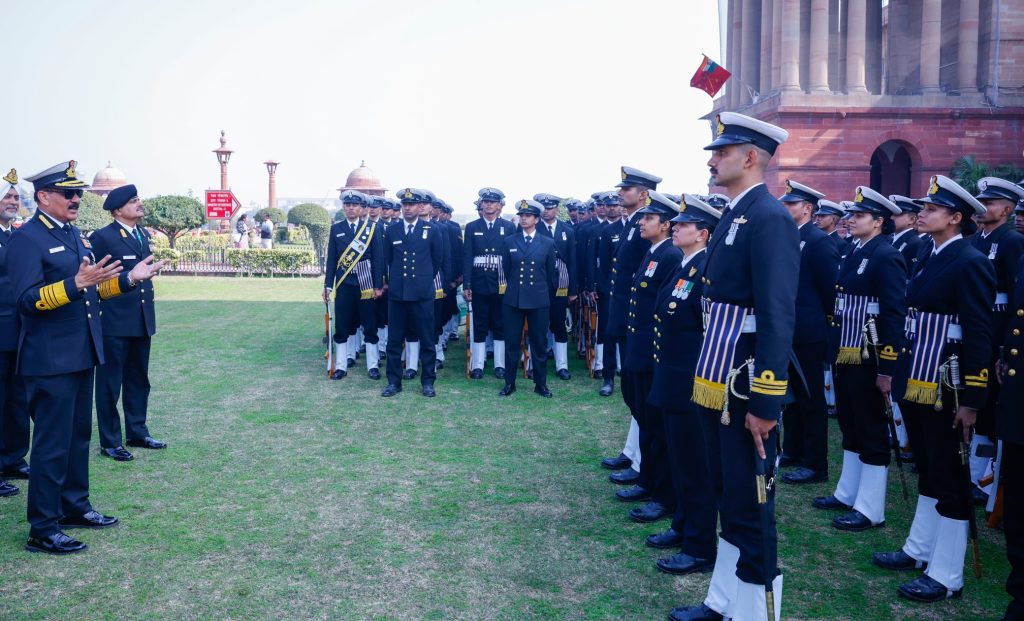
[1015, 329, 1022, 337]
[1018, 309, 1024, 317]
[1010, 369, 1018, 377]
[1012, 349, 1019, 357]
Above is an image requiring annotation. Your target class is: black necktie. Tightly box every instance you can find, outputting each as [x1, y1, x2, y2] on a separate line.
[487, 222, 492, 231]
[407, 224, 414, 238]
[526, 235, 532, 245]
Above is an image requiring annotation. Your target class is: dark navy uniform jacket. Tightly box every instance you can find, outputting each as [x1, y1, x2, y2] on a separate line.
[574, 220, 599, 292]
[794, 223, 839, 345]
[89, 221, 156, 337]
[698, 184, 800, 420]
[591, 220, 623, 296]
[537, 220, 577, 296]
[895, 238, 996, 410]
[831, 235, 907, 376]
[829, 230, 853, 259]
[892, 229, 926, 277]
[430, 218, 454, 287]
[0, 227, 20, 352]
[383, 219, 444, 302]
[463, 217, 516, 295]
[625, 239, 683, 373]
[445, 220, 463, 284]
[971, 223, 1024, 309]
[607, 211, 651, 337]
[500, 232, 557, 310]
[997, 255, 1024, 444]
[649, 250, 708, 409]
[324, 218, 384, 292]
[7, 212, 132, 376]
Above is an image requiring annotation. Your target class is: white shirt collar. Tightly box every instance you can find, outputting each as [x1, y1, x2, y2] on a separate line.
[117, 220, 136, 234]
[649, 238, 669, 253]
[932, 234, 963, 255]
[0, 223, 11, 233]
[892, 228, 912, 243]
[728, 182, 764, 210]
[40, 210, 67, 230]
[680, 246, 706, 269]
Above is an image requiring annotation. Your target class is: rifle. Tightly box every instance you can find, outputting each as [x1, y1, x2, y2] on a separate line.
[521, 318, 531, 380]
[325, 301, 334, 378]
[587, 300, 598, 378]
[465, 301, 473, 379]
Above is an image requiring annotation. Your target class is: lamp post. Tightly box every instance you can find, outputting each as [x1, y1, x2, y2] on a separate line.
[264, 160, 279, 212]
[213, 130, 233, 190]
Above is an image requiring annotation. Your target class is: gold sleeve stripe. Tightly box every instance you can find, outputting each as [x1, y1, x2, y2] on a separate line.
[98, 277, 122, 300]
[879, 350, 899, 361]
[34, 281, 71, 311]
[965, 381, 987, 388]
[751, 385, 788, 396]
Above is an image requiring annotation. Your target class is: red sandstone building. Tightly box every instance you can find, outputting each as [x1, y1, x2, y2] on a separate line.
[712, 0, 1024, 199]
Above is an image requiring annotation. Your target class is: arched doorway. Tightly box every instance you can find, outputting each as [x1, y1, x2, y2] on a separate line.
[870, 141, 915, 196]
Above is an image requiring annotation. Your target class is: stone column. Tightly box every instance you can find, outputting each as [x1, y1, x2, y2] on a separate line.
[808, 0, 829, 92]
[920, 0, 942, 93]
[741, 0, 761, 103]
[760, 0, 774, 94]
[845, 0, 868, 93]
[779, 0, 801, 91]
[771, 0, 783, 89]
[958, 0, 979, 93]
[731, 0, 744, 107]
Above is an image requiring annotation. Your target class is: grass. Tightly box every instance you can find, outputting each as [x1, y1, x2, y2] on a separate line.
[0, 275, 1012, 620]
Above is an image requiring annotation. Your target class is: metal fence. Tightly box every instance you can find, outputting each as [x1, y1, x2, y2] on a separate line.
[165, 247, 322, 276]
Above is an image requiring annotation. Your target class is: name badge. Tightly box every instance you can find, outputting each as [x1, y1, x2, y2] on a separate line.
[474, 231, 483, 236]
[510, 248, 518, 253]
[123, 255, 137, 260]
[336, 233, 345, 237]
[49, 246, 65, 254]
[392, 240, 402, 245]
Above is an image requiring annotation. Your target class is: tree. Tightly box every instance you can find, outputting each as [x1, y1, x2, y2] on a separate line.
[287, 203, 331, 271]
[75, 192, 113, 232]
[255, 207, 286, 225]
[950, 156, 1024, 196]
[143, 195, 205, 248]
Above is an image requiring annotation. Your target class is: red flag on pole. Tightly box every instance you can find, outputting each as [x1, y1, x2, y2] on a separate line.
[690, 54, 732, 98]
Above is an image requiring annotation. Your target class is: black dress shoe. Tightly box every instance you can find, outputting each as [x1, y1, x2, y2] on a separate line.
[59, 510, 119, 529]
[601, 453, 632, 470]
[126, 436, 167, 450]
[778, 453, 800, 468]
[657, 552, 715, 575]
[435, 360, 445, 370]
[346, 358, 356, 369]
[833, 509, 884, 532]
[100, 447, 134, 461]
[599, 381, 614, 397]
[421, 384, 436, 398]
[381, 384, 402, 397]
[645, 528, 684, 549]
[470, 369, 483, 380]
[897, 574, 962, 602]
[402, 368, 417, 380]
[368, 368, 381, 380]
[615, 485, 652, 502]
[812, 494, 852, 510]
[782, 467, 827, 484]
[872, 549, 927, 571]
[630, 501, 671, 523]
[25, 532, 87, 555]
[1, 465, 30, 479]
[667, 603, 723, 621]
[609, 469, 640, 485]
[0, 480, 19, 497]
[499, 384, 516, 396]
[331, 369, 347, 380]
[494, 367, 506, 380]
[534, 385, 553, 398]
[556, 369, 571, 381]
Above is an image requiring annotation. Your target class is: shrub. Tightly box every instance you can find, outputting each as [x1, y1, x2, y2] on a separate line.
[287, 203, 331, 271]
[76, 193, 114, 232]
[224, 248, 316, 276]
[144, 195, 205, 248]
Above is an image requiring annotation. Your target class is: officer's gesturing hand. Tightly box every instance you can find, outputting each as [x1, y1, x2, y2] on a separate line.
[75, 255, 122, 290]
[127, 255, 170, 284]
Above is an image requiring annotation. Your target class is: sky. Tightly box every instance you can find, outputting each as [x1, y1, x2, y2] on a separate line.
[4, 0, 725, 217]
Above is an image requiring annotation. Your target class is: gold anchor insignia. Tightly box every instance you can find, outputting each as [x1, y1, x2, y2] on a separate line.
[2, 168, 16, 184]
[403, 188, 413, 199]
[854, 187, 865, 203]
[65, 160, 77, 179]
[621, 167, 627, 181]
[716, 115, 725, 136]
[785, 180, 794, 194]
[519, 200, 528, 210]
[928, 176, 939, 195]
[679, 202, 687, 212]
[645, 196, 652, 207]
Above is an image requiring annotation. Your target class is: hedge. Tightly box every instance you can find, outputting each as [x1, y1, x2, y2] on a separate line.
[224, 248, 316, 276]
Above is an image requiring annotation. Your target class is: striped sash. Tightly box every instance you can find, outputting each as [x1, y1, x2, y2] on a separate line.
[692, 299, 751, 410]
[904, 310, 957, 405]
[355, 261, 374, 300]
[555, 258, 569, 297]
[835, 293, 877, 364]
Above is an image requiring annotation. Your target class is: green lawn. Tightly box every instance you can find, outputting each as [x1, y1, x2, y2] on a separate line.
[0, 275, 1012, 620]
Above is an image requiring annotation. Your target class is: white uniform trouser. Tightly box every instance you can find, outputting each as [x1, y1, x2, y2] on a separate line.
[832, 450, 863, 506]
[622, 418, 641, 473]
[405, 342, 420, 372]
[554, 342, 569, 371]
[902, 495, 940, 564]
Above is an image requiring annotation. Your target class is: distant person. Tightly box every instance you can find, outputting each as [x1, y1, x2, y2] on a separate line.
[259, 214, 273, 249]
[0, 169, 28, 496]
[234, 214, 251, 249]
